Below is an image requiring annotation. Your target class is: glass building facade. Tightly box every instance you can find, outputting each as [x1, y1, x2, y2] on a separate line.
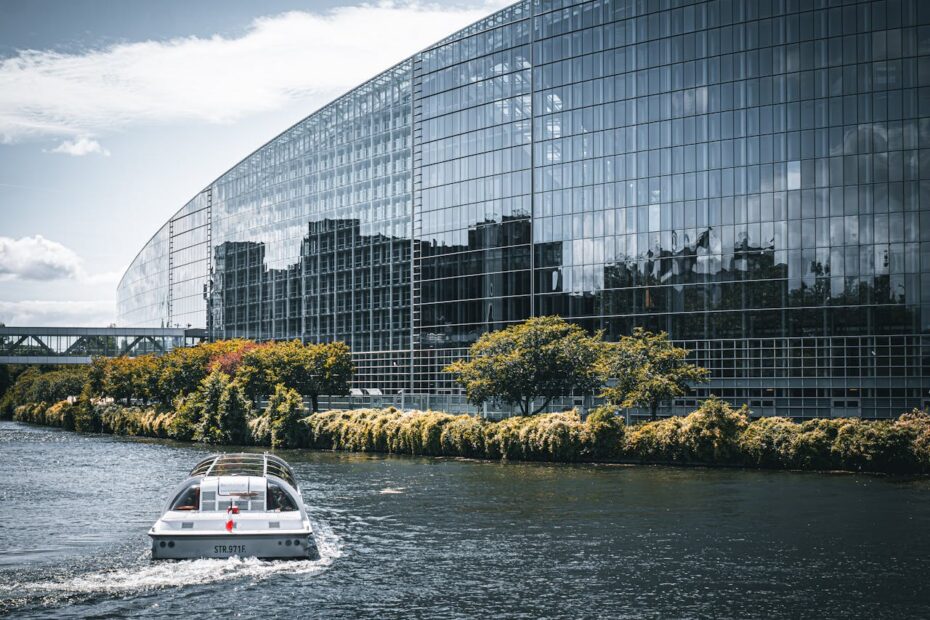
[118, 0, 930, 417]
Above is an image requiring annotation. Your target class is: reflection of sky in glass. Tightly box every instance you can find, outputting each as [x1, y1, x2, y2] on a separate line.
[787, 160, 801, 190]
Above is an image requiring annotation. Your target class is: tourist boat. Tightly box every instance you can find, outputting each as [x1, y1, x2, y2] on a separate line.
[149, 452, 317, 560]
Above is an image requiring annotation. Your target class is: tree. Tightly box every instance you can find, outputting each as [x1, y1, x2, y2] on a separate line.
[0, 367, 40, 418]
[217, 381, 252, 445]
[145, 340, 260, 405]
[0, 365, 10, 401]
[601, 328, 709, 420]
[194, 369, 251, 445]
[444, 315, 605, 416]
[304, 341, 353, 413]
[209, 339, 262, 376]
[195, 368, 228, 443]
[156, 346, 213, 401]
[141, 356, 166, 405]
[235, 340, 353, 412]
[86, 356, 108, 396]
[235, 343, 274, 402]
[103, 357, 148, 405]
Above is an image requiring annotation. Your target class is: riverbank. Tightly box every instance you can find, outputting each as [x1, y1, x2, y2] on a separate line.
[10, 397, 930, 475]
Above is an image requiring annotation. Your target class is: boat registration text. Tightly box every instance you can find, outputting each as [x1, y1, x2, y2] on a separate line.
[214, 545, 246, 554]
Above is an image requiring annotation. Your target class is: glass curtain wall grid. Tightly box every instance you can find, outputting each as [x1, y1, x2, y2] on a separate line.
[118, 0, 930, 418]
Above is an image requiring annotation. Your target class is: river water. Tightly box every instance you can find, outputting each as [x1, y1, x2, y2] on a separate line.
[2, 420, 930, 618]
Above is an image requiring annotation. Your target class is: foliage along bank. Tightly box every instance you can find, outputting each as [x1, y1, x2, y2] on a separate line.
[0, 338, 352, 420]
[11, 393, 930, 475]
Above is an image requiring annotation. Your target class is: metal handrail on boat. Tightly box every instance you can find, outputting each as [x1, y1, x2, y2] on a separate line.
[188, 453, 298, 489]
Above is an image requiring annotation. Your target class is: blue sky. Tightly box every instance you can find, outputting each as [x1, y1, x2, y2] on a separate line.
[0, 0, 506, 326]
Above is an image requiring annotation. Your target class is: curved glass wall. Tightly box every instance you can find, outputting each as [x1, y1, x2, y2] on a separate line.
[120, 0, 930, 417]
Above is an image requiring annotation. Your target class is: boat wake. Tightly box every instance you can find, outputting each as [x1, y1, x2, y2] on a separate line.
[0, 518, 342, 612]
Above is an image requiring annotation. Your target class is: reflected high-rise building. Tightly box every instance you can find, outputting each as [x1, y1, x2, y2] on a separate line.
[118, 0, 930, 417]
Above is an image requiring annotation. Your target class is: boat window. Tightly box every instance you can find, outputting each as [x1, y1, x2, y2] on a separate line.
[267, 482, 298, 512]
[170, 484, 200, 511]
[201, 490, 216, 512]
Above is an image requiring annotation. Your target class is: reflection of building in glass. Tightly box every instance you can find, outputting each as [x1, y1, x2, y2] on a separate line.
[209, 218, 413, 351]
[119, 0, 930, 417]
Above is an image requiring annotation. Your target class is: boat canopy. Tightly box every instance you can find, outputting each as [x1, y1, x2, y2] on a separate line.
[189, 453, 298, 489]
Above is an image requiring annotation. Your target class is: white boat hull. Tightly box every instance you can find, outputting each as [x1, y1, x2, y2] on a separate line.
[150, 532, 317, 560]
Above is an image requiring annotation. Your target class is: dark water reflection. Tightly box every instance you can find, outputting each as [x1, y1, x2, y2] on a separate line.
[1, 420, 929, 618]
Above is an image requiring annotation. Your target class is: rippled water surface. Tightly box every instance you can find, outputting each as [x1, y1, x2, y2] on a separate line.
[2, 420, 930, 618]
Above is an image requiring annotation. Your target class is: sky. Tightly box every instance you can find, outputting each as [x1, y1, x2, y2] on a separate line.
[0, 0, 509, 326]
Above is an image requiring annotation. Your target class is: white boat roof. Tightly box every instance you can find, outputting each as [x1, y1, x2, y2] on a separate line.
[189, 453, 298, 489]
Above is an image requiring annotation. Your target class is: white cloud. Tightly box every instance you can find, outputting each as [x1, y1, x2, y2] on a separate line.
[49, 137, 110, 156]
[0, 299, 115, 327]
[0, 235, 119, 284]
[0, 235, 82, 280]
[0, 1, 510, 145]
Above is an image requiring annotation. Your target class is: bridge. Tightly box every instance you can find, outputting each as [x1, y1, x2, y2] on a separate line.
[0, 326, 206, 365]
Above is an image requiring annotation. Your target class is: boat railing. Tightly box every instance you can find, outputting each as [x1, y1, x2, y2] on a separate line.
[189, 453, 298, 489]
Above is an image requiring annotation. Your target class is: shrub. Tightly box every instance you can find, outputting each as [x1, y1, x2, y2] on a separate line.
[100, 403, 147, 436]
[485, 416, 528, 460]
[359, 409, 402, 453]
[439, 414, 487, 458]
[54, 400, 76, 431]
[267, 384, 307, 449]
[677, 396, 749, 463]
[72, 392, 101, 434]
[739, 417, 799, 468]
[830, 418, 918, 474]
[167, 392, 204, 441]
[217, 382, 252, 445]
[303, 408, 378, 451]
[584, 406, 624, 460]
[517, 411, 588, 462]
[393, 411, 454, 455]
[248, 411, 273, 447]
[195, 370, 230, 444]
[13, 402, 47, 425]
[788, 418, 846, 470]
[130, 408, 175, 438]
[625, 416, 685, 462]
[895, 409, 930, 469]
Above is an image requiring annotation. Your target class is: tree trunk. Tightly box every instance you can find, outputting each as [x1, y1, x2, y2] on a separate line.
[532, 396, 554, 416]
[650, 400, 658, 421]
[311, 393, 319, 413]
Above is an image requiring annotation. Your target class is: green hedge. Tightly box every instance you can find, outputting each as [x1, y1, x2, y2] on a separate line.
[11, 395, 930, 474]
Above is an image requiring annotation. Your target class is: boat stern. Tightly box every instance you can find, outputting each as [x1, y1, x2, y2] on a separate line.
[149, 530, 317, 560]
[149, 511, 317, 560]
